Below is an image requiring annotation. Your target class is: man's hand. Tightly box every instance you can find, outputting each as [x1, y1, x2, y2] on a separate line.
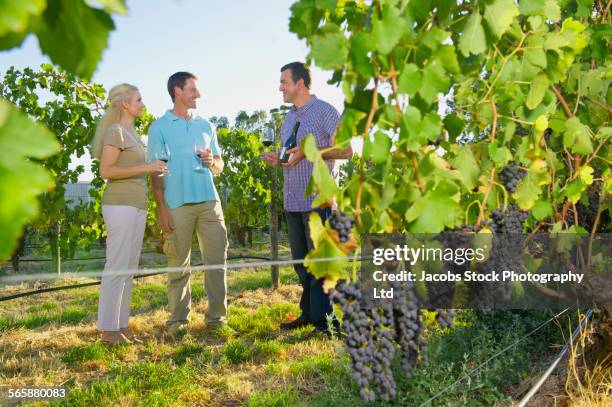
[281, 147, 304, 168]
[197, 147, 214, 166]
[261, 151, 280, 166]
[157, 207, 175, 235]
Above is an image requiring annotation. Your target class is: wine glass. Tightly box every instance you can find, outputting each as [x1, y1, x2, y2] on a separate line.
[152, 143, 170, 177]
[261, 125, 275, 149]
[194, 133, 211, 171]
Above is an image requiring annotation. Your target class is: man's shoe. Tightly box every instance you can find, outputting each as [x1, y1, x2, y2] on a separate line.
[165, 323, 187, 337]
[280, 317, 310, 331]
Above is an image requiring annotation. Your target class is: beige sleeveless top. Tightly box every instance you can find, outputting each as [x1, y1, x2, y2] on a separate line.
[101, 124, 148, 210]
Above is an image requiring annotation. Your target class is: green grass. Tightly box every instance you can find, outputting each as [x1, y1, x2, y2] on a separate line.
[248, 388, 304, 407]
[52, 362, 198, 407]
[62, 343, 111, 365]
[222, 339, 252, 364]
[229, 302, 298, 340]
[172, 342, 213, 365]
[0, 306, 90, 332]
[288, 354, 343, 381]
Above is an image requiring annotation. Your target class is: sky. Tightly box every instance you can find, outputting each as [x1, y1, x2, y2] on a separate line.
[0, 0, 347, 180]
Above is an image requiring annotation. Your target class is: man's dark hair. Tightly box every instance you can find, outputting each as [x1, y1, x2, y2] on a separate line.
[281, 62, 311, 89]
[167, 71, 197, 102]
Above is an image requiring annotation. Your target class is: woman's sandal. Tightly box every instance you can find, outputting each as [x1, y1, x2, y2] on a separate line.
[120, 329, 143, 344]
[101, 331, 132, 345]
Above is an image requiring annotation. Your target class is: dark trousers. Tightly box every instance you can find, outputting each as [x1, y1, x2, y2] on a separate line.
[285, 208, 338, 331]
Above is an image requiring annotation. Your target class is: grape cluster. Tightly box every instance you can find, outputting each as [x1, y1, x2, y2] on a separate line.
[436, 309, 457, 330]
[330, 211, 356, 243]
[515, 125, 530, 136]
[391, 280, 427, 377]
[574, 184, 609, 232]
[543, 128, 553, 139]
[498, 161, 526, 193]
[490, 204, 528, 234]
[332, 276, 428, 403]
[332, 282, 377, 402]
[429, 227, 477, 327]
[368, 304, 397, 401]
[470, 205, 528, 308]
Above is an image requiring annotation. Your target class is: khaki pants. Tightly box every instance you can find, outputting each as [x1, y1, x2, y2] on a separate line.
[164, 201, 228, 327]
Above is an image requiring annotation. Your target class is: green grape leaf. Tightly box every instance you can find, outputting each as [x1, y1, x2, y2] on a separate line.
[524, 44, 547, 69]
[336, 108, 365, 143]
[35, 0, 115, 79]
[0, 100, 60, 258]
[305, 212, 349, 292]
[420, 111, 442, 142]
[483, 0, 519, 38]
[563, 117, 593, 155]
[560, 19, 588, 53]
[488, 141, 512, 165]
[544, 0, 561, 20]
[0, 0, 46, 36]
[0, 30, 29, 50]
[451, 146, 479, 191]
[459, 12, 486, 57]
[514, 160, 549, 210]
[422, 26, 450, 51]
[85, 0, 127, 14]
[363, 131, 391, 163]
[372, 4, 404, 54]
[514, 174, 541, 210]
[405, 189, 462, 233]
[302, 134, 339, 207]
[532, 200, 553, 220]
[520, 0, 560, 19]
[350, 31, 375, 77]
[397, 63, 420, 97]
[419, 62, 449, 104]
[563, 180, 586, 204]
[525, 73, 548, 109]
[520, 0, 545, 15]
[310, 29, 348, 70]
[435, 44, 460, 74]
[579, 166, 594, 185]
[443, 113, 465, 142]
[400, 105, 422, 150]
[289, 0, 325, 39]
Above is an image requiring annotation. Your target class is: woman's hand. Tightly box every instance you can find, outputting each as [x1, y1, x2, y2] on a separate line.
[146, 160, 168, 175]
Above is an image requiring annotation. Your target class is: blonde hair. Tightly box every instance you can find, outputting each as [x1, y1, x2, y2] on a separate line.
[90, 83, 139, 159]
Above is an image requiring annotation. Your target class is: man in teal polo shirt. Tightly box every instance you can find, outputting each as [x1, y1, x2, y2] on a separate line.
[148, 71, 228, 333]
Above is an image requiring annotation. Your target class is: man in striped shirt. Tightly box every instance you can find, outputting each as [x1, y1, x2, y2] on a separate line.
[261, 62, 352, 337]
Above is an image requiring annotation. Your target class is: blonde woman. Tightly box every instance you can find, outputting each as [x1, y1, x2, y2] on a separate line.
[91, 84, 167, 345]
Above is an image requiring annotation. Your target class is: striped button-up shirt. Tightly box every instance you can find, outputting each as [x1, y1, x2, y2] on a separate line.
[280, 95, 340, 212]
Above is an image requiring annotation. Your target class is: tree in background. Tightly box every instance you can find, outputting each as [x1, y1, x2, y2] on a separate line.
[235, 109, 268, 131]
[0, 0, 127, 259]
[215, 127, 273, 246]
[1, 65, 106, 272]
[209, 115, 229, 129]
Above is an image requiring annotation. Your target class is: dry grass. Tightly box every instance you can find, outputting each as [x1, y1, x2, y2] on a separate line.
[565, 312, 612, 406]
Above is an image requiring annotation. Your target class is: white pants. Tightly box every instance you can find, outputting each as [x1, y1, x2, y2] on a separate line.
[97, 205, 146, 331]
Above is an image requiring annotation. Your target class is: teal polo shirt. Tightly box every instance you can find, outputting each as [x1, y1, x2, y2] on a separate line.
[147, 110, 221, 209]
